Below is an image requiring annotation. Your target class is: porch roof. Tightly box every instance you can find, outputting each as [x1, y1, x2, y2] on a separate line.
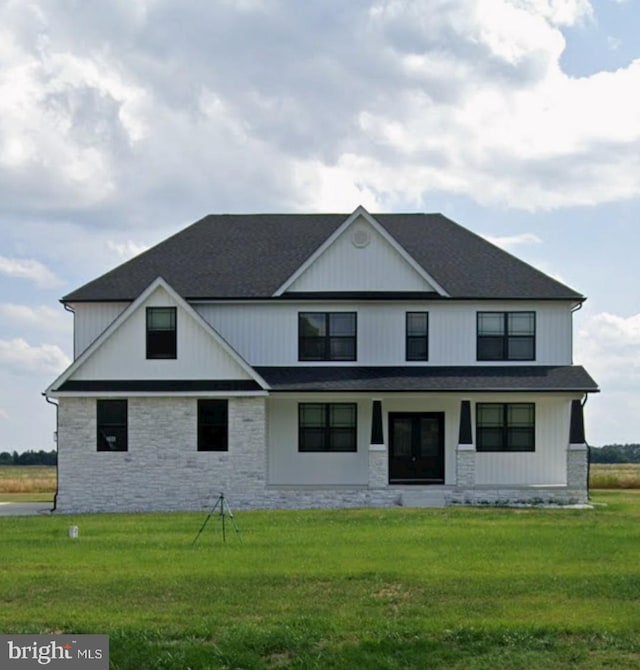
[255, 365, 599, 393]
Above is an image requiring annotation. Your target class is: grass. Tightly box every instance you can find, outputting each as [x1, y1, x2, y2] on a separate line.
[1, 491, 640, 668]
[590, 463, 640, 489]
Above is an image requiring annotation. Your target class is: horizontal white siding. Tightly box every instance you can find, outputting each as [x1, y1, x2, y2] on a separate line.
[195, 301, 574, 366]
[72, 302, 129, 357]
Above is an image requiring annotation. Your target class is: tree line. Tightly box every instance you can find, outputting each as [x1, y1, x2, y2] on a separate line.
[0, 450, 57, 466]
[0, 445, 638, 466]
[589, 444, 640, 464]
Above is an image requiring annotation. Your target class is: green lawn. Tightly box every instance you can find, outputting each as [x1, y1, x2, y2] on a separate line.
[2, 492, 640, 669]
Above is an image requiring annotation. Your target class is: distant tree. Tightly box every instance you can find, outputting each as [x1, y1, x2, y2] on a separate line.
[8, 450, 57, 466]
[590, 444, 640, 464]
[0, 451, 13, 465]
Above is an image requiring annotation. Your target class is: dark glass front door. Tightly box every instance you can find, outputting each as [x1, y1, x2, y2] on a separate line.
[389, 413, 445, 484]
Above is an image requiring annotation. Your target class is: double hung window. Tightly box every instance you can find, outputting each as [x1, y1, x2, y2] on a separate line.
[97, 399, 128, 451]
[477, 312, 535, 361]
[476, 403, 535, 452]
[147, 307, 177, 359]
[299, 403, 357, 452]
[197, 399, 228, 451]
[406, 312, 429, 361]
[298, 312, 356, 361]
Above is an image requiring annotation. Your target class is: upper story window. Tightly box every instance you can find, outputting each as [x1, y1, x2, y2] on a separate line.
[97, 399, 128, 451]
[298, 312, 356, 361]
[477, 311, 535, 361]
[476, 403, 535, 452]
[146, 307, 177, 359]
[406, 312, 429, 361]
[197, 399, 228, 451]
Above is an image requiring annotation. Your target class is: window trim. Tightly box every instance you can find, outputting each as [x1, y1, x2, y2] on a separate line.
[298, 402, 358, 452]
[96, 399, 128, 452]
[146, 306, 177, 360]
[406, 311, 429, 361]
[476, 402, 535, 452]
[197, 399, 229, 452]
[298, 312, 357, 362]
[476, 311, 536, 361]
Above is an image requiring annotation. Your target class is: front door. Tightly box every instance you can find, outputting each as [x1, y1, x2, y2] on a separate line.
[389, 413, 445, 484]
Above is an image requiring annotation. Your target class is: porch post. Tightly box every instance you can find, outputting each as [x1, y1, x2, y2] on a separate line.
[567, 399, 589, 502]
[368, 399, 387, 489]
[456, 400, 475, 488]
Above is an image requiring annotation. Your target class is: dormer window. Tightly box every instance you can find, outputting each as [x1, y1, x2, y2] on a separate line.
[146, 307, 177, 359]
[298, 312, 356, 361]
[477, 311, 535, 361]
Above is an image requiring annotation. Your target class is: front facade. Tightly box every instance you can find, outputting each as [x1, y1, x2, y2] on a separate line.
[46, 207, 598, 512]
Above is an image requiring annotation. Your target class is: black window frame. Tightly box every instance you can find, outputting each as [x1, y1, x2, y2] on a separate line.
[406, 311, 429, 361]
[298, 403, 357, 452]
[96, 399, 128, 452]
[476, 403, 535, 452]
[197, 399, 229, 452]
[146, 307, 177, 360]
[298, 312, 357, 362]
[477, 311, 535, 361]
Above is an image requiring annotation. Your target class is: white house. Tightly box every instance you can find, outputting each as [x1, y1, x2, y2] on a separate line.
[45, 207, 598, 512]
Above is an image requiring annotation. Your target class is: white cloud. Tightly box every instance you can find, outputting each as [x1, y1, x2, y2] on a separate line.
[106, 240, 149, 260]
[575, 312, 640, 445]
[0, 256, 64, 288]
[0, 304, 71, 334]
[0, 338, 71, 375]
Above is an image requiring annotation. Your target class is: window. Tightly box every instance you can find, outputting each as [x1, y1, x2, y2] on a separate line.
[476, 403, 535, 452]
[477, 312, 535, 361]
[97, 399, 128, 451]
[299, 403, 357, 452]
[406, 312, 429, 361]
[197, 399, 228, 451]
[298, 312, 356, 361]
[147, 307, 177, 359]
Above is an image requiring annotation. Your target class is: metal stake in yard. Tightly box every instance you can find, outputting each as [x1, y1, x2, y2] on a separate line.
[192, 492, 241, 545]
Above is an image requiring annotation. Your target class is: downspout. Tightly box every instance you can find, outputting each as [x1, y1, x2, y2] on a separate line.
[43, 393, 59, 512]
[63, 302, 76, 359]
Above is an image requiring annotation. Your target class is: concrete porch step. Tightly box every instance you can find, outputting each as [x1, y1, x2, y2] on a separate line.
[399, 489, 448, 508]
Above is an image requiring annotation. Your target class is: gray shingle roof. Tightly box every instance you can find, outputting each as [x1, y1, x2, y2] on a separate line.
[255, 366, 599, 393]
[63, 213, 584, 302]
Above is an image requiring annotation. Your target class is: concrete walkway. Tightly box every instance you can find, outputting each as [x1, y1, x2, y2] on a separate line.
[0, 502, 53, 516]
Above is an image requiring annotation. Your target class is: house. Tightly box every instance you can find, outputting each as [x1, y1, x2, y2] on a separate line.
[45, 206, 598, 512]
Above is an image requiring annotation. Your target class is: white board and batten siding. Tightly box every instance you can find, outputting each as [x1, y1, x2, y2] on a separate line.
[72, 302, 129, 357]
[195, 301, 574, 367]
[473, 394, 573, 486]
[69, 286, 253, 382]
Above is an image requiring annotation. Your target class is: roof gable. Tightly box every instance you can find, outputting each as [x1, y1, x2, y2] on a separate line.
[48, 277, 267, 395]
[276, 206, 447, 296]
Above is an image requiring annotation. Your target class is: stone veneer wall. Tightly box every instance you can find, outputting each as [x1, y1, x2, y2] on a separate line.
[56, 396, 398, 513]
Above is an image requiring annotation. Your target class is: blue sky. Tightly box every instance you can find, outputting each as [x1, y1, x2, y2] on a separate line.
[0, 0, 638, 451]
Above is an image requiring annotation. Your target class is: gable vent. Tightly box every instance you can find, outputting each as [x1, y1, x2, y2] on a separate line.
[351, 228, 371, 248]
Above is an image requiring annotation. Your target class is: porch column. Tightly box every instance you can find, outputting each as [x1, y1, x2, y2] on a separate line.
[369, 399, 387, 489]
[567, 399, 589, 501]
[456, 400, 475, 488]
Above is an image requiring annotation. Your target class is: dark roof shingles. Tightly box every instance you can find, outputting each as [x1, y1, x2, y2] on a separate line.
[63, 213, 583, 302]
[255, 366, 599, 392]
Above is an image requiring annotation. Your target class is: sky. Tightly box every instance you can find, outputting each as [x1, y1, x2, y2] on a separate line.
[0, 0, 639, 452]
